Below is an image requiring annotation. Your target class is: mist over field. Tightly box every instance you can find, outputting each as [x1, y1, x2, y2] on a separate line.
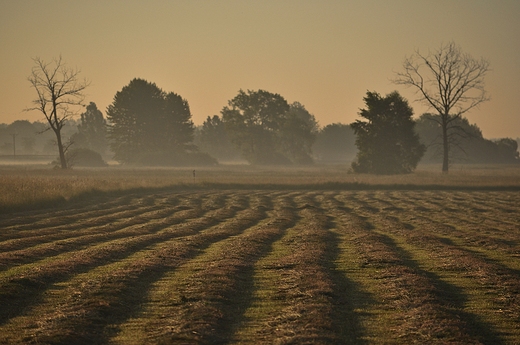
[1, 115, 518, 169]
[1, 148, 520, 344]
[2, 1, 520, 343]
[1, 166, 520, 343]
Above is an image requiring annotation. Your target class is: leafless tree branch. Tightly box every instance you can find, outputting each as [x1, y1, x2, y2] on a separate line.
[393, 42, 490, 172]
[25, 56, 89, 169]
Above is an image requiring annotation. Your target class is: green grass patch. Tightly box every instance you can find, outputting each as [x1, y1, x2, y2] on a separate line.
[0, 189, 519, 344]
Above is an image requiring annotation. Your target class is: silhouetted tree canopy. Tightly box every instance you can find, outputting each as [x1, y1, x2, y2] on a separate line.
[221, 89, 317, 164]
[26, 56, 89, 169]
[313, 123, 356, 163]
[0, 120, 78, 156]
[416, 113, 519, 164]
[494, 138, 519, 163]
[394, 42, 490, 172]
[196, 115, 240, 162]
[351, 91, 425, 174]
[72, 102, 108, 157]
[0, 120, 36, 155]
[279, 102, 319, 164]
[107, 78, 205, 165]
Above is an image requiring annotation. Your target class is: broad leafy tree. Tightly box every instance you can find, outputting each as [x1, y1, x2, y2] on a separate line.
[222, 89, 290, 164]
[416, 113, 519, 164]
[26, 56, 89, 169]
[222, 90, 317, 164]
[394, 42, 490, 172]
[4, 120, 36, 155]
[351, 91, 425, 174]
[107, 78, 195, 164]
[495, 139, 519, 162]
[197, 115, 239, 161]
[279, 102, 319, 164]
[415, 113, 481, 163]
[313, 123, 356, 163]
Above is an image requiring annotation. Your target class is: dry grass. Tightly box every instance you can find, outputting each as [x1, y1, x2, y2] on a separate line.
[1, 163, 520, 214]
[0, 189, 519, 344]
[1, 164, 520, 343]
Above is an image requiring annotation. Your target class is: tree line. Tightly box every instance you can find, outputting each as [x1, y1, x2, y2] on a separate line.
[20, 43, 519, 173]
[4, 91, 517, 171]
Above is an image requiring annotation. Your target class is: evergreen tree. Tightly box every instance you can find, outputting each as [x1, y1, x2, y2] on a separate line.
[351, 91, 425, 174]
[75, 102, 107, 156]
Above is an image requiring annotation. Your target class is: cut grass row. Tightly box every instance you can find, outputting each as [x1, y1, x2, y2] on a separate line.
[326, 193, 480, 344]
[340, 191, 520, 344]
[0, 192, 257, 325]
[232, 192, 343, 344]
[0, 190, 519, 344]
[0, 193, 215, 269]
[0, 192, 271, 343]
[113, 193, 294, 344]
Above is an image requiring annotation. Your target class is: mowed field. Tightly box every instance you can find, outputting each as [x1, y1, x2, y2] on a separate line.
[0, 165, 520, 344]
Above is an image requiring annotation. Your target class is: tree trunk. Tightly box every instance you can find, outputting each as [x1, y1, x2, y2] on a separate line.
[442, 115, 449, 173]
[55, 130, 68, 169]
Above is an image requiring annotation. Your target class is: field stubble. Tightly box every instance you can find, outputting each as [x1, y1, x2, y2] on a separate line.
[0, 165, 520, 344]
[1, 164, 520, 214]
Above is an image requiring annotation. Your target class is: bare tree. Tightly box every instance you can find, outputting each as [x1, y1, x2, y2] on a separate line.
[26, 56, 89, 169]
[394, 42, 490, 172]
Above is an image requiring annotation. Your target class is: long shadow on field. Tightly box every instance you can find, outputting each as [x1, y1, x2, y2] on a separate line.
[377, 233, 505, 345]
[49, 194, 287, 345]
[0, 230, 177, 327]
[325, 228, 371, 345]
[165, 193, 286, 344]
[311, 192, 371, 344]
[439, 236, 520, 279]
[57, 195, 264, 345]
[210, 195, 301, 343]
[0, 194, 234, 328]
[216, 210, 299, 343]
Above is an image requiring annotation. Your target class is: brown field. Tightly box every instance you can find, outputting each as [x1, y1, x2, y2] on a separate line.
[0, 165, 519, 344]
[1, 163, 520, 214]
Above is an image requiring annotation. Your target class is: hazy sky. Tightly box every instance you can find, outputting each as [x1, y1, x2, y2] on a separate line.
[1, 0, 519, 138]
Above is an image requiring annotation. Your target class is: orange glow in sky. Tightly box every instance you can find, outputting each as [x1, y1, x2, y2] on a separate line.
[1, 0, 519, 138]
